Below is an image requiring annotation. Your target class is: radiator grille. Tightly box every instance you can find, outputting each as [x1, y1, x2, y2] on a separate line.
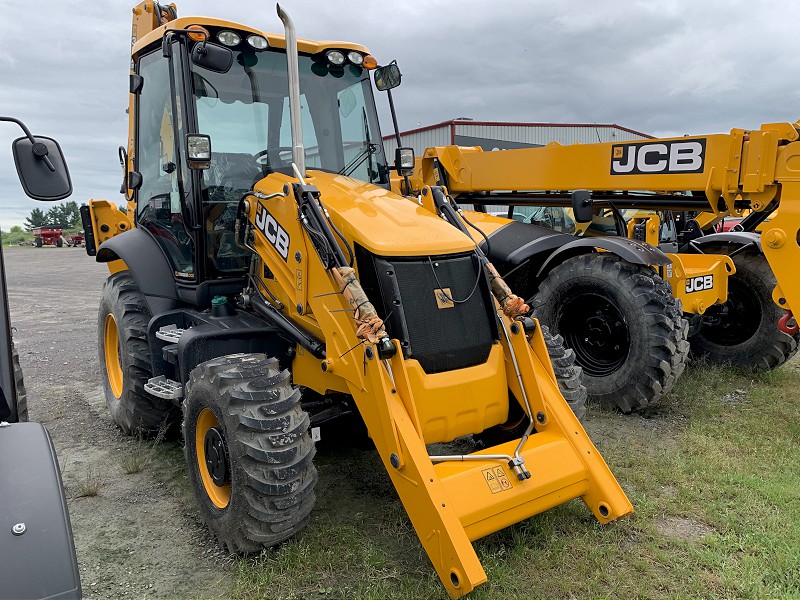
[356, 247, 497, 373]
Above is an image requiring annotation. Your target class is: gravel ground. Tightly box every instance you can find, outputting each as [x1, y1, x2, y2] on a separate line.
[5, 246, 234, 599]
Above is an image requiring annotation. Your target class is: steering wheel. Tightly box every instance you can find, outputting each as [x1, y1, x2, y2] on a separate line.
[254, 147, 294, 167]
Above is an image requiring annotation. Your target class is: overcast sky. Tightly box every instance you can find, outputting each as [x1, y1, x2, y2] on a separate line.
[1, 0, 799, 230]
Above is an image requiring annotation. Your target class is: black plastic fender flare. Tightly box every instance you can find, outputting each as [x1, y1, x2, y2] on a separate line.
[96, 228, 178, 304]
[535, 236, 672, 279]
[687, 231, 762, 254]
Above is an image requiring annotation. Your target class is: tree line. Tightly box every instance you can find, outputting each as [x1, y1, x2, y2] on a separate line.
[24, 201, 83, 230]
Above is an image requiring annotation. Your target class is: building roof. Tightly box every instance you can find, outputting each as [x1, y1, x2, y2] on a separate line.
[383, 119, 653, 141]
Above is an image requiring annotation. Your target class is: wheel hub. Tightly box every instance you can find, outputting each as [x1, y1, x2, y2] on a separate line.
[584, 314, 618, 349]
[558, 292, 630, 377]
[203, 427, 229, 487]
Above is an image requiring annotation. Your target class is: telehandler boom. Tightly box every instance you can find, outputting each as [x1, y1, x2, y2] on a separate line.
[82, 3, 631, 597]
[402, 124, 800, 408]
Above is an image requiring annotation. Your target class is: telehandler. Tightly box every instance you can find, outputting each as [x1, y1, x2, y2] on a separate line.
[82, 3, 631, 597]
[401, 129, 800, 398]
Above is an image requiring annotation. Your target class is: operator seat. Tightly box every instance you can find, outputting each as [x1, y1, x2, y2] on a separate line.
[203, 152, 267, 271]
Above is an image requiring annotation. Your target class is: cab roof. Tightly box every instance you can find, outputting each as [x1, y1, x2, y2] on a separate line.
[132, 15, 370, 57]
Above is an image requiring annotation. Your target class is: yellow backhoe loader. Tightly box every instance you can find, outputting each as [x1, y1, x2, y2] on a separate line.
[81, 3, 631, 597]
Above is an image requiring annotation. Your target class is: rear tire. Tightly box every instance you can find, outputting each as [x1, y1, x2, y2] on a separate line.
[12, 340, 27, 422]
[98, 272, 179, 435]
[184, 353, 317, 553]
[34, 237, 42, 248]
[475, 325, 587, 447]
[690, 251, 799, 369]
[532, 253, 689, 413]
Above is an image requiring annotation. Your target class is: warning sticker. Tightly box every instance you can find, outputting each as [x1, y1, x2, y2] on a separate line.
[482, 466, 512, 494]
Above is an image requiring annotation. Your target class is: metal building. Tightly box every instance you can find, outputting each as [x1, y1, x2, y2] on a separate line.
[383, 119, 651, 156]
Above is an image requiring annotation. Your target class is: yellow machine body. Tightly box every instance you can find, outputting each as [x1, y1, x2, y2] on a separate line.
[86, 6, 634, 598]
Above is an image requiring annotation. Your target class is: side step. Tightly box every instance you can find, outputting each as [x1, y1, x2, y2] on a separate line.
[144, 375, 183, 400]
[155, 324, 185, 343]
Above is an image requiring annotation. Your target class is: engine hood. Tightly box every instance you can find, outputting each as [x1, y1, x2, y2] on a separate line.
[253, 170, 476, 257]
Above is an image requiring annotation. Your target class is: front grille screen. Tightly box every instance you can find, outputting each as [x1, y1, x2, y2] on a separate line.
[370, 253, 496, 373]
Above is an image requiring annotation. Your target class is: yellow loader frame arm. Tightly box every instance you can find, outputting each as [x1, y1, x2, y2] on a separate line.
[412, 121, 800, 317]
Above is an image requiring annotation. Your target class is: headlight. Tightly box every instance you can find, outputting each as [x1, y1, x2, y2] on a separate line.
[326, 50, 346, 66]
[217, 31, 241, 46]
[347, 51, 364, 65]
[247, 35, 269, 50]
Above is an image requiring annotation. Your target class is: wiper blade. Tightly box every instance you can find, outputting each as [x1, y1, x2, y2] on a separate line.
[338, 143, 378, 177]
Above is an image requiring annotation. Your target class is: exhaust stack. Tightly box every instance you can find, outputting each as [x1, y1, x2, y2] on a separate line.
[276, 4, 305, 178]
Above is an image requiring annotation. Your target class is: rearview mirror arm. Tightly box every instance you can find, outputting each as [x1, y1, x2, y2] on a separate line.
[0, 116, 56, 172]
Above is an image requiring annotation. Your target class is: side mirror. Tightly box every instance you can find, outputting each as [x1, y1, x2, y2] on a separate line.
[374, 62, 402, 91]
[191, 42, 233, 73]
[187, 134, 212, 170]
[395, 147, 415, 177]
[571, 189, 594, 223]
[12, 136, 72, 201]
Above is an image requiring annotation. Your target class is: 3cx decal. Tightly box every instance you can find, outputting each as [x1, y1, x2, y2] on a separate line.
[685, 274, 714, 294]
[611, 139, 706, 175]
[255, 204, 290, 261]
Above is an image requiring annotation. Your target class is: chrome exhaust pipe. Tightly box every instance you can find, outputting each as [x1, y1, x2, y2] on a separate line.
[276, 4, 306, 178]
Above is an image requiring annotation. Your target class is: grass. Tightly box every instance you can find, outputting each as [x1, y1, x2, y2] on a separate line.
[74, 467, 102, 498]
[120, 421, 169, 474]
[232, 360, 800, 599]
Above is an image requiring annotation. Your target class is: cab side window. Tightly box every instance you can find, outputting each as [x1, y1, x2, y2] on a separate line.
[136, 50, 195, 278]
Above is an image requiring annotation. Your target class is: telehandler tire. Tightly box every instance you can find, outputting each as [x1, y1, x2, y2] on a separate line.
[532, 253, 689, 413]
[183, 353, 317, 553]
[12, 340, 27, 422]
[690, 251, 799, 369]
[475, 325, 586, 447]
[98, 272, 179, 435]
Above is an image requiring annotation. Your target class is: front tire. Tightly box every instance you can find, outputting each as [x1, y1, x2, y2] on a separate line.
[475, 325, 587, 447]
[184, 353, 317, 553]
[690, 251, 799, 369]
[98, 272, 179, 435]
[532, 253, 689, 413]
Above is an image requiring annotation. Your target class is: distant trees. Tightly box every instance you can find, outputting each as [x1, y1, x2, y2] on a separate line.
[24, 201, 83, 230]
[3, 225, 31, 245]
[24, 208, 47, 230]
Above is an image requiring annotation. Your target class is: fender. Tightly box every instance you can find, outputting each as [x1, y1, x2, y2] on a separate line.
[0, 422, 81, 599]
[96, 228, 179, 313]
[686, 231, 762, 254]
[536, 236, 671, 279]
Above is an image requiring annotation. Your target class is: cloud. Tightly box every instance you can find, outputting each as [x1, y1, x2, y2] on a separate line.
[1, 0, 799, 227]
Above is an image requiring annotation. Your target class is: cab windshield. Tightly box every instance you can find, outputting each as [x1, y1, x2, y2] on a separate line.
[191, 47, 388, 190]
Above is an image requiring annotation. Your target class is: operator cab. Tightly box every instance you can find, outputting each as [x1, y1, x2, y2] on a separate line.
[131, 19, 389, 292]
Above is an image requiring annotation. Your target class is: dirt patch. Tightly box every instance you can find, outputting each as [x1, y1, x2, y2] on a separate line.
[655, 516, 715, 542]
[5, 248, 235, 599]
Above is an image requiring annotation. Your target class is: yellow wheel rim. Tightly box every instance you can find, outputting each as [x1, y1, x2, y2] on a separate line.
[104, 314, 123, 399]
[196, 408, 232, 509]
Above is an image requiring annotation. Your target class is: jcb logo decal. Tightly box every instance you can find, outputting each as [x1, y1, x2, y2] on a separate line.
[686, 275, 714, 294]
[255, 204, 290, 261]
[611, 139, 706, 175]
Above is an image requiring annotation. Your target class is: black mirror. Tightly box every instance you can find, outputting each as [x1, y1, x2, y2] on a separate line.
[12, 136, 72, 201]
[191, 42, 233, 73]
[571, 189, 594, 223]
[186, 134, 212, 170]
[374, 62, 401, 91]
